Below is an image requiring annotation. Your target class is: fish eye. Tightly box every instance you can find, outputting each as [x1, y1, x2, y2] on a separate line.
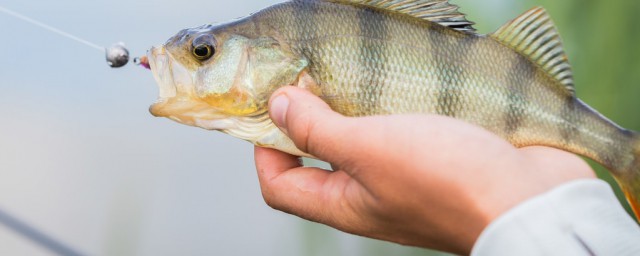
[191, 34, 216, 61]
[192, 44, 214, 61]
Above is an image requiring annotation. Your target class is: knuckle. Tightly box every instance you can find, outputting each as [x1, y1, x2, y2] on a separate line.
[260, 188, 280, 209]
[262, 194, 276, 208]
[258, 180, 291, 212]
[286, 109, 316, 152]
[257, 176, 278, 208]
[303, 117, 325, 155]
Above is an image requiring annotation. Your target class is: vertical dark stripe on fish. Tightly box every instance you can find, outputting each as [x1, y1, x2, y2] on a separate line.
[504, 56, 535, 138]
[294, 0, 320, 40]
[292, 1, 307, 46]
[357, 6, 389, 116]
[560, 98, 580, 145]
[291, 1, 319, 77]
[432, 28, 470, 118]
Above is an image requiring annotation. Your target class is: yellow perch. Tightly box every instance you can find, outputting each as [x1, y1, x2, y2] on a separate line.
[146, 0, 640, 219]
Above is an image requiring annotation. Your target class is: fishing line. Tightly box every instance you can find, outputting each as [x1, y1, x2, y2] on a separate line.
[0, 5, 135, 68]
[0, 5, 104, 52]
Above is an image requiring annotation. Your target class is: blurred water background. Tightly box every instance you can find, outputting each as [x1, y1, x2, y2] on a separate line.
[0, 0, 637, 255]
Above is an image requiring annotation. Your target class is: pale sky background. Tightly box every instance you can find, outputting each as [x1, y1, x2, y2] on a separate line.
[0, 0, 523, 255]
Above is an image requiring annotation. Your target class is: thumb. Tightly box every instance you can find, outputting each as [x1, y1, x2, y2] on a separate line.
[268, 86, 357, 164]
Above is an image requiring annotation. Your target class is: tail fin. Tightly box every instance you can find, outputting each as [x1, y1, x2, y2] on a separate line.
[620, 184, 640, 220]
[616, 133, 640, 220]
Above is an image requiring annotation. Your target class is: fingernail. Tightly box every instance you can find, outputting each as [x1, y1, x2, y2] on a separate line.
[270, 94, 290, 129]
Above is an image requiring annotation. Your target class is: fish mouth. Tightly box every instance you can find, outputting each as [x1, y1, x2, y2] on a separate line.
[147, 46, 196, 118]
[148, 46, 177, 101]
[147, 46, 233, 130]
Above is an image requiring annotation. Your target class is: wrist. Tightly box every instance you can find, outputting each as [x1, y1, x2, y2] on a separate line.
[480, 147, 596, 222]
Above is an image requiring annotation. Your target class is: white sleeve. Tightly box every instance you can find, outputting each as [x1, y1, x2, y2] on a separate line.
[471, 180, 640, 256]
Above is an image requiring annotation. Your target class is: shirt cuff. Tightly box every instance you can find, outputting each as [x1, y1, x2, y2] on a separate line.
[471, 179, 640, 256]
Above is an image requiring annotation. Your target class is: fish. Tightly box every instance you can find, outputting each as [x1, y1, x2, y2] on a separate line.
[146, 0, 640, 219]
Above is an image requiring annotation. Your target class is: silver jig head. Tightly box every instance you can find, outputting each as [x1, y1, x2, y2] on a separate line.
[106, 42, 129, 68]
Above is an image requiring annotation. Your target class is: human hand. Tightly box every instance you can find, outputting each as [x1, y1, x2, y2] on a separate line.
[254, 86, 595, 255]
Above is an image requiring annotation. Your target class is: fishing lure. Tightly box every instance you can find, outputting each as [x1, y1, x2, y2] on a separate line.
[134, 56, 151, 70]
[105, 42, 130, 68]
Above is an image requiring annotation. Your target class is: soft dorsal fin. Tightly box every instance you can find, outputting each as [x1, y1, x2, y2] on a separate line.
[491, 7, 575, 96]
[334, 0, 476, 32]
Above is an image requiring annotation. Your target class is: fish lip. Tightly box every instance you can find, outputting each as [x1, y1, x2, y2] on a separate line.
[148, 46, 177, 98]
[148, 46, 183, 117]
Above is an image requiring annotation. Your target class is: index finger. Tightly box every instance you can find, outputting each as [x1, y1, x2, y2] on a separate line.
[253, 146, 355, 224]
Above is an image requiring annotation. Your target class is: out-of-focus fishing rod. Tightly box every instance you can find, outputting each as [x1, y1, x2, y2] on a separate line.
[0, 207, 87, 256]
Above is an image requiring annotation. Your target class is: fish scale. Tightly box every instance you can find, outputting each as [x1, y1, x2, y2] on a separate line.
[262, 0, 633, 168]
[147, 0, 640, 219]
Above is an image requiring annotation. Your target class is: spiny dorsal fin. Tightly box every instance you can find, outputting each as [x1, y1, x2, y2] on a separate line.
[336, 0, 476, 32]
[491, 7, 575, 96]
